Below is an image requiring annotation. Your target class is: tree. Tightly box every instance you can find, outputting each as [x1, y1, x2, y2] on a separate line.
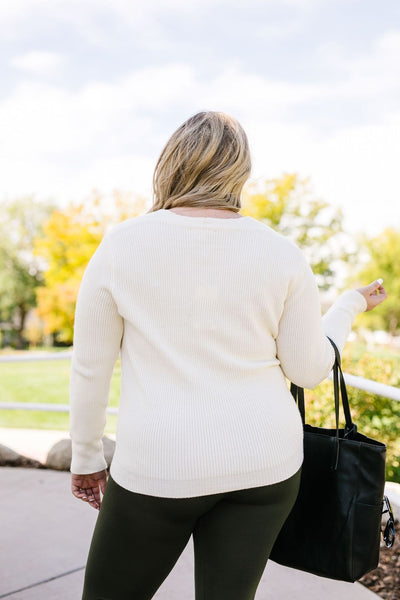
[350, 228, 400, 336]
[34, 190, 146, 344]
[0, 197, 54, 348]
[241, 173, 352, 290]
[0, 244, 38, 348]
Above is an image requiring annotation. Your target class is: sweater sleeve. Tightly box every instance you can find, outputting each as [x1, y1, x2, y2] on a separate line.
[69, 234, 123, 474]
[276, 259, 367, 389]
[322, 289, 367, 352]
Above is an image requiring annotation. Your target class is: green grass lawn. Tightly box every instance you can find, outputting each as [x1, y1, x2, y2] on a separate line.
[0, 357, 120, 432]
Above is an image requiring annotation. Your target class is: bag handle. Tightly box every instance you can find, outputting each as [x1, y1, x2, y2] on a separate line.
[290, 337, 356, 470]
[327, 337, 355, 435]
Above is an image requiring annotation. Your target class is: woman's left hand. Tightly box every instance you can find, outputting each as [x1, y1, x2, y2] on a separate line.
[71, 469, 108, 510]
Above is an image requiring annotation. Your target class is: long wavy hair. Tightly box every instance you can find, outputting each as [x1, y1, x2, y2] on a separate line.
[148, 111, 251, 214]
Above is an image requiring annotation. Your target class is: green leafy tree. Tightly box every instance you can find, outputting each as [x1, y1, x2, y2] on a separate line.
[0, 244, 38, 348]
[350, 228, 400, 336]
[242, 173, 352, 290]
[0, 197, 54, 348]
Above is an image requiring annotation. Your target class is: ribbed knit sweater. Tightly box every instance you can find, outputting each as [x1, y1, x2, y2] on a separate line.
[69, 209, 367, 498]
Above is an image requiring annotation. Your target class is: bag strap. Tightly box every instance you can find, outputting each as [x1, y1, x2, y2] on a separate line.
[327, 337, 355, 435]
[290, 337, 356, 470]
[290, 383, 305, 420]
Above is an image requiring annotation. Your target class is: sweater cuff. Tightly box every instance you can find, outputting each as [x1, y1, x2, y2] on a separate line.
[322, 289, 367, 357]
[70, 439, 108, 474]
[336, 289, 368, 314]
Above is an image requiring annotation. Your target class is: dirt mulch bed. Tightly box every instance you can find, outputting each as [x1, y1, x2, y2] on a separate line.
[359, 519, 400, 600]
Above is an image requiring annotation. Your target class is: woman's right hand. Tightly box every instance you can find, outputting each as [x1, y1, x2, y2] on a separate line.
[356, 280, 388, 312]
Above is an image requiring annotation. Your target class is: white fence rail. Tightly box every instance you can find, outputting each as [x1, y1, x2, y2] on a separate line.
[327, 372, 400, 402]
[0, 401, 118, 414]
[0, 352, 73, 362]
[0, 352, 399, 413]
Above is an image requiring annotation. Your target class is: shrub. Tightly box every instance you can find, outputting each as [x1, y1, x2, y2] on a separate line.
[303, 343, 400, 483]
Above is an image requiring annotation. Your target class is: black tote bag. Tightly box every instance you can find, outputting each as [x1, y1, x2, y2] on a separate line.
[269, 338, 395, 582]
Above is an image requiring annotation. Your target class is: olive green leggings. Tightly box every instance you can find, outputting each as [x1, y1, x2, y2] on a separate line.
[82, 467, 301, 600]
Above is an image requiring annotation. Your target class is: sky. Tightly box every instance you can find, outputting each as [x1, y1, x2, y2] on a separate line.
[0, 0, 399, 235]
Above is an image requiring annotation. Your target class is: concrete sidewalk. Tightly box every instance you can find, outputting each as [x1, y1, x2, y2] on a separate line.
[0, 467, 381, 600]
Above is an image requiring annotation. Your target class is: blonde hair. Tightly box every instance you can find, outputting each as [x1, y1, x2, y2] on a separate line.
[148, 111, 251, 214]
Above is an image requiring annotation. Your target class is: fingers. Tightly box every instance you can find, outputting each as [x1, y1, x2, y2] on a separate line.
[367, 279, 384, 294]
[366, 280, 387, 311]
[369, 280, 386, 300]
[356, 279, 387, 312]
[71, 483, 88, 500]
[372, 288, 387, 306]
[71, 483, 101, 510]
[84, 487, 100, 510]
[100, 475, 108, 495]
[91, 486, 102, 509]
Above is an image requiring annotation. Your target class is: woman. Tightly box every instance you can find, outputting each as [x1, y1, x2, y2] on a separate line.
[70, 111, 387, 600]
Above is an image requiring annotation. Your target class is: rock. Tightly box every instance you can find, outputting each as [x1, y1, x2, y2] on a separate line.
[0, 443, 43, 468]
[45, 439, 71, 470]
[45, 437, 115, 471]
[0, 444, 20, 463]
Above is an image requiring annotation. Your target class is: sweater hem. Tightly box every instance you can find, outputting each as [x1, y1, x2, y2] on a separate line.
[109, 451, 304, 498]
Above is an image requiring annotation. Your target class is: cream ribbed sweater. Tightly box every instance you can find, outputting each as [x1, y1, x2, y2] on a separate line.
[69, 209, 367, 497]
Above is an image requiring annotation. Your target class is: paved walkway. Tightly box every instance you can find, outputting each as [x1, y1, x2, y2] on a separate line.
[1, 428, 394, 599]
[1, 467, 382, 600]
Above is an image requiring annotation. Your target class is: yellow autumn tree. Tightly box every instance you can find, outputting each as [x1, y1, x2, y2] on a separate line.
[241, 173, 351, 290]
[34, 190, 147, 344]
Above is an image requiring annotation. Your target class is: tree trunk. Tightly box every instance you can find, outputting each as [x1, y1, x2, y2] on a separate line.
[15, 305, 27, 350]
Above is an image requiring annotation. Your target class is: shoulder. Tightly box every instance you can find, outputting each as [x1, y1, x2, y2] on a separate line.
[246, 217, 309, 269]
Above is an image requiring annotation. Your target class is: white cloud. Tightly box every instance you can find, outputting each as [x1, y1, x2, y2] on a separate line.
[0, 0, 312, 48]
[10, 51, 66, 76]
[0, 0, 226, 43]
[0, 0, 34, 24]
[71, 154, 156, 201]
[0, 64, 194, 157]
[0, 24, 399, 235]
[0, 64, 196, 202]
[315, 30, 400, 107]
[247, 113, 400, 236]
